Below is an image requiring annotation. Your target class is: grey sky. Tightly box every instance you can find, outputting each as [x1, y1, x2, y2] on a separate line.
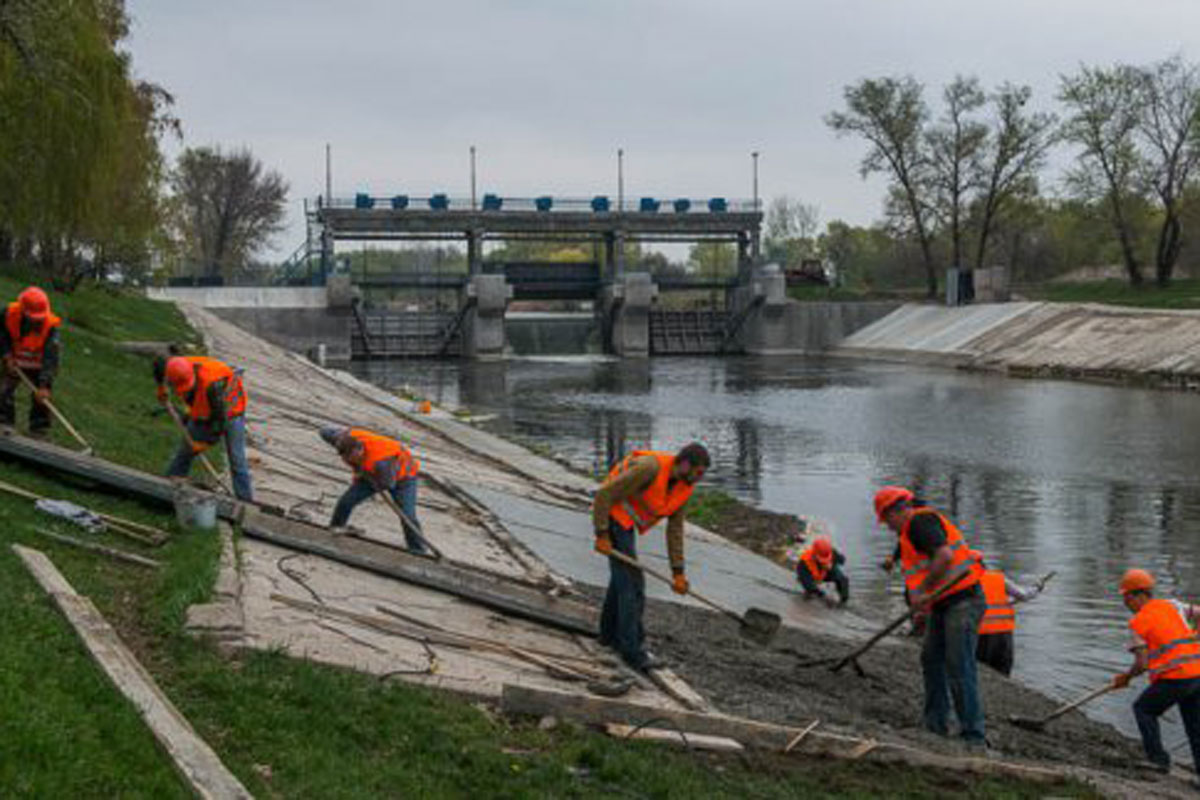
[126, 0, 1200, 257]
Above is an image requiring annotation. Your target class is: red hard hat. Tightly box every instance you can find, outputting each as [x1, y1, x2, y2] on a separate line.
[1119, 568, 1155, 595]
[165, 357, 196, 393]
[18, 286, 49, 320]
[813, 536, 834, 565]
[874, 485, 914, 521]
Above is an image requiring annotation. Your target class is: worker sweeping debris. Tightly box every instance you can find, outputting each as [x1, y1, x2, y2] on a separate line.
[795, 535, 849, 607]
[591, 443, 710, 672]
[154, 355, 254, 501]
[875, 485, 988, 751]
[1, 286, 60, 439]
[969, 549, 1047, 677]
[1111, 568, 1200, 782]
[319, 426, 431, 556]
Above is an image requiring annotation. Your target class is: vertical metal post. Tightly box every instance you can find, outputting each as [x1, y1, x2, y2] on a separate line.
[470, 145, 477, 210]
[617, 148, 624, 213]
[325, 143, 332, 206]
[751, 151, 759, 212]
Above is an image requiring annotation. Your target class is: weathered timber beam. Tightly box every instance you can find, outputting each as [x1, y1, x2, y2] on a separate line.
[240, 507, 597, 637]
[499, 684, 1069, 785]
[13, 545, 252, 799]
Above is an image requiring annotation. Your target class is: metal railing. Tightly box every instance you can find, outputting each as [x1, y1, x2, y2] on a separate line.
[316, 195, 760, 214]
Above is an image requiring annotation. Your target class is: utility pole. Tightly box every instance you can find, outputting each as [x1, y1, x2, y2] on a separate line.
[470, 145, 477, 210]
[617, 148, 624, 212]
[325, 143, 332, 207]
[751, 150, 760, 212]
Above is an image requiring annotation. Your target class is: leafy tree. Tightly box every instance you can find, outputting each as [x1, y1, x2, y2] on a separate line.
[926, 76, 987, 272]
[764, 196, 820, 266]
[169, 146, 288, 280]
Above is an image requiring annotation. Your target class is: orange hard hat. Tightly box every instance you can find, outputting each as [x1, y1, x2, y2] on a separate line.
[164, 356, 196, 393]
[813, 536, 834, 565]
[18, 286, 49, 320]
[1119, 568, 1155, 595]
[874, 486, 914, 521]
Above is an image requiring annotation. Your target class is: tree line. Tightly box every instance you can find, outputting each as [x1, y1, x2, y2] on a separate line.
[813, 56, 1200, 296]
[0, 0, 288, 287]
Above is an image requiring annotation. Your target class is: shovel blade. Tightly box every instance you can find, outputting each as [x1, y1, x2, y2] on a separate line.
[1007, 715, 1046, 732]
[740, 607, 781, 645]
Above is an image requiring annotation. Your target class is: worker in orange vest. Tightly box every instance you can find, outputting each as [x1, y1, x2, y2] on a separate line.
[876, 485, 987, 748]
[320, 426, 429, 555]
[796, 536, 849, 607]
[592, 443, 710, 672]
[155, 355, 253, 501]
[1112, 568, 1200, 776]
[0, 287, 61, 437]
[968, 550, 1039, 677]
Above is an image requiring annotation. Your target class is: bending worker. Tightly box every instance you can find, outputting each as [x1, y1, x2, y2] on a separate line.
[1112, 568, 1200, 777]
[155, 355, 253, 501]
[796, 536, 849, 607]
[592, 443, 710, 672]
[1, 287, 60, 437]
[876, 485, 987, 749]
[971, 550, 1039, 677]
[320, 426, 430, 556]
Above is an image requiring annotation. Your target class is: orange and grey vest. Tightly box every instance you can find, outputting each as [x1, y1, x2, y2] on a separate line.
[607, 450, 694, 534]
[347, 428, 420, 479]
[1130, 599, 1200, 683]
[978, 570, 1016, 635]
[898, 507, 982, 600]
[800, 547, 831, 582]
[178, 356, 247, 422]
[5, 302, 60, 370]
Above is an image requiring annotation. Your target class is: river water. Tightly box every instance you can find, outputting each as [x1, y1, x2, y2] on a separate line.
[352, 354, 1200, 748]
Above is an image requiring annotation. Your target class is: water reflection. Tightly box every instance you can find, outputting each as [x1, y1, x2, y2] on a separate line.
[353, 354, 1200, 747]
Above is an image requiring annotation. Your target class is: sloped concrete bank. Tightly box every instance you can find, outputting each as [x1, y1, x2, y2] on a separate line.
[836, 302, 1200, 390]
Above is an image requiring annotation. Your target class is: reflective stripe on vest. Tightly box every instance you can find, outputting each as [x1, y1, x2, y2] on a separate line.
[606, 450, 695, 534]
[897, 508, 982, 600]
[1130, 599, 1200, 683]
[978, 570, 1016, 635]
[5, 302, 60, 370]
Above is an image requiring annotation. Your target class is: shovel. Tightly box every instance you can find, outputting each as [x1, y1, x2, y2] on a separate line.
[1009, 682, 1118, 732]
[163, 401, 233, 495]
[14, 368, 92, 454]
[605, 549, 781, 645]
[378, 488, 443, 560]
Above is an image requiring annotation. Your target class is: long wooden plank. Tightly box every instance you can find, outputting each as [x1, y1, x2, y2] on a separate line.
[32, 528, 162, 569]
[500, 684, 1068, 785]
[12, 545, 252, 799]
[240, 507, 597, 637]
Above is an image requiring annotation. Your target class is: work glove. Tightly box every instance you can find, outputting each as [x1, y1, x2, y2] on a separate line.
[156, 384, 168, 405]
[594, 533, 613, 556]
[34, 387, 51, 405]
[672, 573, 690, 595]
[190, 440, 211, 455]
[1111, 672, 1132, 689]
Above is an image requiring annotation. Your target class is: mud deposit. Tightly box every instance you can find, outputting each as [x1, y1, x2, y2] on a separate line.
[622, 592, 1147, 777]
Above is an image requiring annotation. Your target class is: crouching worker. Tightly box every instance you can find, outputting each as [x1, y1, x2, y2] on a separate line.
[1112, 568, 1200, 777]
[320, 426, 430, 556]
[797, 536, 849, 607]
[1, 287, 60, 438]
[155, 355, 253, 501]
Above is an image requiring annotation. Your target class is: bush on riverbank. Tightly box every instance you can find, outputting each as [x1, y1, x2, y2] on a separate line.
[1022, 278, 1200, 309]
[0, 280, 1098, 797]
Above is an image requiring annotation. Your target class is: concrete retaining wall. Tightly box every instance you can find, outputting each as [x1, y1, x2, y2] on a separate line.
[147, 286, 328, 308]
[838, 301, 1200, 387]
[778, 301, 902, 352]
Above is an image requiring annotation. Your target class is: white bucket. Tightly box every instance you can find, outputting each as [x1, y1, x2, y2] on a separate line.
[174, 488, 218, 531]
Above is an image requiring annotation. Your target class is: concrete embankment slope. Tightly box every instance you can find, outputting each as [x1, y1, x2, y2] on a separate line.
[837, 301, 1200, 386]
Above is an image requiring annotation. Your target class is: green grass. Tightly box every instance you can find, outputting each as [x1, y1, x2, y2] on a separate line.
[0, 275, 1099, 797]
[1023, 278, 1200, 309]
[687, 488, 741, 529]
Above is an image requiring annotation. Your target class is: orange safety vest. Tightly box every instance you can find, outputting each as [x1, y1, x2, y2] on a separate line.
[1130, 599, 1200, 683]
[178, 356, 247, 422]
[5, 302, 61, 370]
[898, 507, 982, 600]
[347, 428, 420, 479]
[607, 450, 695, 534]
[800, 548, 831, 582]
[978, 570, 1016, 635]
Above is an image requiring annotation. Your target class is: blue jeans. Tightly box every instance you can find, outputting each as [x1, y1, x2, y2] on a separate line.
[329, 476, 428, 554]
[599, 522, 648, 669]
[166, 415, 253, 501]
[922, 591, 986, 742]
[1133, 676, 1200, 769]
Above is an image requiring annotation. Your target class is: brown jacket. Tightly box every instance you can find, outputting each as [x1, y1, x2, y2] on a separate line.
[592, 455, 687, 573]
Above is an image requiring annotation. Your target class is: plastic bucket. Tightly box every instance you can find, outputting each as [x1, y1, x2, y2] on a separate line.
[174, 488, 218, 531]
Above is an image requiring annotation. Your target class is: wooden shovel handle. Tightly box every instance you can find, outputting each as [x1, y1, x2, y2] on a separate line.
[15, 368, 91, 451]
[605, 548, 742, 623]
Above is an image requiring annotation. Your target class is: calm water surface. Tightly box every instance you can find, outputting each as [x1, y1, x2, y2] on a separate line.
[353, 354, 1200, 746]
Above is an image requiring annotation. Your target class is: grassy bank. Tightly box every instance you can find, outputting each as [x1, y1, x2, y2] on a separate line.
[0, 276, 1098, 797]
[1022, 278, 1200, 309]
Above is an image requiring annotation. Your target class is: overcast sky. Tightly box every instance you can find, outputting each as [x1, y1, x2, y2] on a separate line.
[125, 0, 1200, 258]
